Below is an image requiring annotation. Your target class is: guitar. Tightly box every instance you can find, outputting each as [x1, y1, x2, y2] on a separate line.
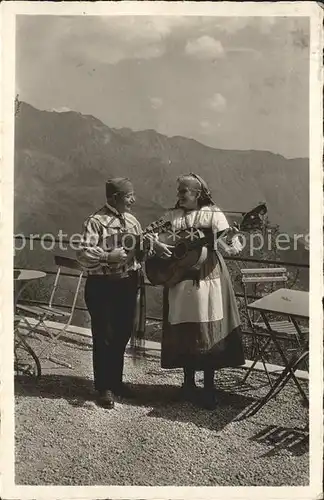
[101, 217, 172, 272]
[145, 203, 267, 287]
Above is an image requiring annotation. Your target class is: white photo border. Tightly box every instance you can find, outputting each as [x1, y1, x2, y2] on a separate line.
[1, 2, 323, 499]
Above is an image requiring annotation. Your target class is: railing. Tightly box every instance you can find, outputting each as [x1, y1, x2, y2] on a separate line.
[14, 230, 310, 367]
[14, 235, 310, 270]
[14, 234, 309, 322]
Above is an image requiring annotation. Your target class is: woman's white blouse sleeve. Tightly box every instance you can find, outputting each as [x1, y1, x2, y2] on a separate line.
[211, 209, 243, 254]
[211, 209, 230, 233]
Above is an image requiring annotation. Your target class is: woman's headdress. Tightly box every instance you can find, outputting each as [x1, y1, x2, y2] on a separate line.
[176, 172, 215, 207]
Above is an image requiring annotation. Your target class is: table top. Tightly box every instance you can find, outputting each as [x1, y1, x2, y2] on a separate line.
[247, 288, 309, 319]
[14, 269, 46, 281]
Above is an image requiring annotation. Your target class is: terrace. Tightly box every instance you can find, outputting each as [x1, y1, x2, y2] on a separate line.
[13, 231, 309, 486]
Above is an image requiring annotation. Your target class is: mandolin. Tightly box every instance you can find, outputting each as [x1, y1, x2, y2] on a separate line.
[101, 217, 172, 272]
[145, 203, 267, 287]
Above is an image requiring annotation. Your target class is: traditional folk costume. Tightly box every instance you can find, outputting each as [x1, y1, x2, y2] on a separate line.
[77, 178, 145, 397]
[161, 205, 245, 371]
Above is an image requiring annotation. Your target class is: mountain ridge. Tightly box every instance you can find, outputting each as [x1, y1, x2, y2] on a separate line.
[15, 101, 309, 241]
[35, 103, 308, 162]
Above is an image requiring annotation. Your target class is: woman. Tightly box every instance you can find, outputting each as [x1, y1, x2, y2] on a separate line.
[157, 173, 245, 410]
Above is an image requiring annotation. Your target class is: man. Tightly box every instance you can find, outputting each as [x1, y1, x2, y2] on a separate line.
[77, 177, 170, 409]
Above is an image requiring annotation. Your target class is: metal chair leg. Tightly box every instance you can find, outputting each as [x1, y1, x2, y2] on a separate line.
[260, 312, 307, 400]
[241, 336, 272, 384]
[14, 331, 42, 378]
[243, 350, 309, 418]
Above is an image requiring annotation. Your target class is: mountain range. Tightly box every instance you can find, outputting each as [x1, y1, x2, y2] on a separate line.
[14, 101, 309, 268]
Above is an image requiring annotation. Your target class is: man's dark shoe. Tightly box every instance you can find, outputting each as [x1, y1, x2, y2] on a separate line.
[112, 383, 135, 399]
[97, 390, 115, 409]
[179, 383, 199, 403]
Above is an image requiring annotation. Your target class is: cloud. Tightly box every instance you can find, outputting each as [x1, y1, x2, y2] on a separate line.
[134, 45, 165, 60]
[200, 120, 216, 133]
[259, 17, 278, 35]
[66, 16, 217, 64]
[200, 120, 211, 129]
[185, 36, 224, 60]
[88, 16, 199, 64]
[76, 39, 165, 65]
[99, 16, 198, 43]
[208, 93, 227, 112]
[212, 17, 252, 34]
[212, 17, 278, 35]
[150, 97, 163, 109]
[199, 120, 222, 135]
[43, 16, 169, 65]
[227, 47, 261, 59]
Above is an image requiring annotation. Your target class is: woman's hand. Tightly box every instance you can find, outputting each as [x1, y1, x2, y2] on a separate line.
[225, 245, 241, 256]
[224, 229, 243, 255]
[224, 226, 239, 244]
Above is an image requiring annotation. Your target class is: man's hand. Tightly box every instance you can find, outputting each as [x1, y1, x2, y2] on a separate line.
[100, 248, 128, 264]
[109, 248, 128, 263]
[153, 241, 173, 259]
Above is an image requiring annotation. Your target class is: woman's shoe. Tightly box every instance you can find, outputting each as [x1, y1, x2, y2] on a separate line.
[179, 383, 199, 403]
[112, 383, 135, 399]
[201, 388, 219, 410]
[97, 389, 115, 409]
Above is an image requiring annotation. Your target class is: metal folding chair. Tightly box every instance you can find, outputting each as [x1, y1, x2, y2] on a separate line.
[16, 256, 84, 369]
[240, 267, 304, 386]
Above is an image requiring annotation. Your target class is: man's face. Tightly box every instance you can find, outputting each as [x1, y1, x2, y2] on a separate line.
[114, 191, 136, 213]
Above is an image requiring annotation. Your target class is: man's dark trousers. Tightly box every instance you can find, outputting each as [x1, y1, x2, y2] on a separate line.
[84, 272, 138, 392]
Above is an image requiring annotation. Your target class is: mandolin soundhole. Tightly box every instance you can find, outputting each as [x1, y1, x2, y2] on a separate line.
[173, 241, 188, 259]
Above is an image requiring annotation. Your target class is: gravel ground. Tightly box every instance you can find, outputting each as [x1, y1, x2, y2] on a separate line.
[15, 334, 309, 486]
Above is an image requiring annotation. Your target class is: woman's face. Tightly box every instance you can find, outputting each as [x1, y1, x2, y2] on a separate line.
[177, 182, 199, 210]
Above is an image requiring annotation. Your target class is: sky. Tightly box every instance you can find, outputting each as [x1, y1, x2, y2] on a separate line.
[16, 15, 309, 159]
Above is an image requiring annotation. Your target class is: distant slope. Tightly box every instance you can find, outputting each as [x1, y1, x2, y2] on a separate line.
[15, 101, 309, 242]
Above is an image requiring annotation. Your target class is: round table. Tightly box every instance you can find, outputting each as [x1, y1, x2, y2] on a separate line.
[14, 269, 47, 304]
[14, 269, 46, 281]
